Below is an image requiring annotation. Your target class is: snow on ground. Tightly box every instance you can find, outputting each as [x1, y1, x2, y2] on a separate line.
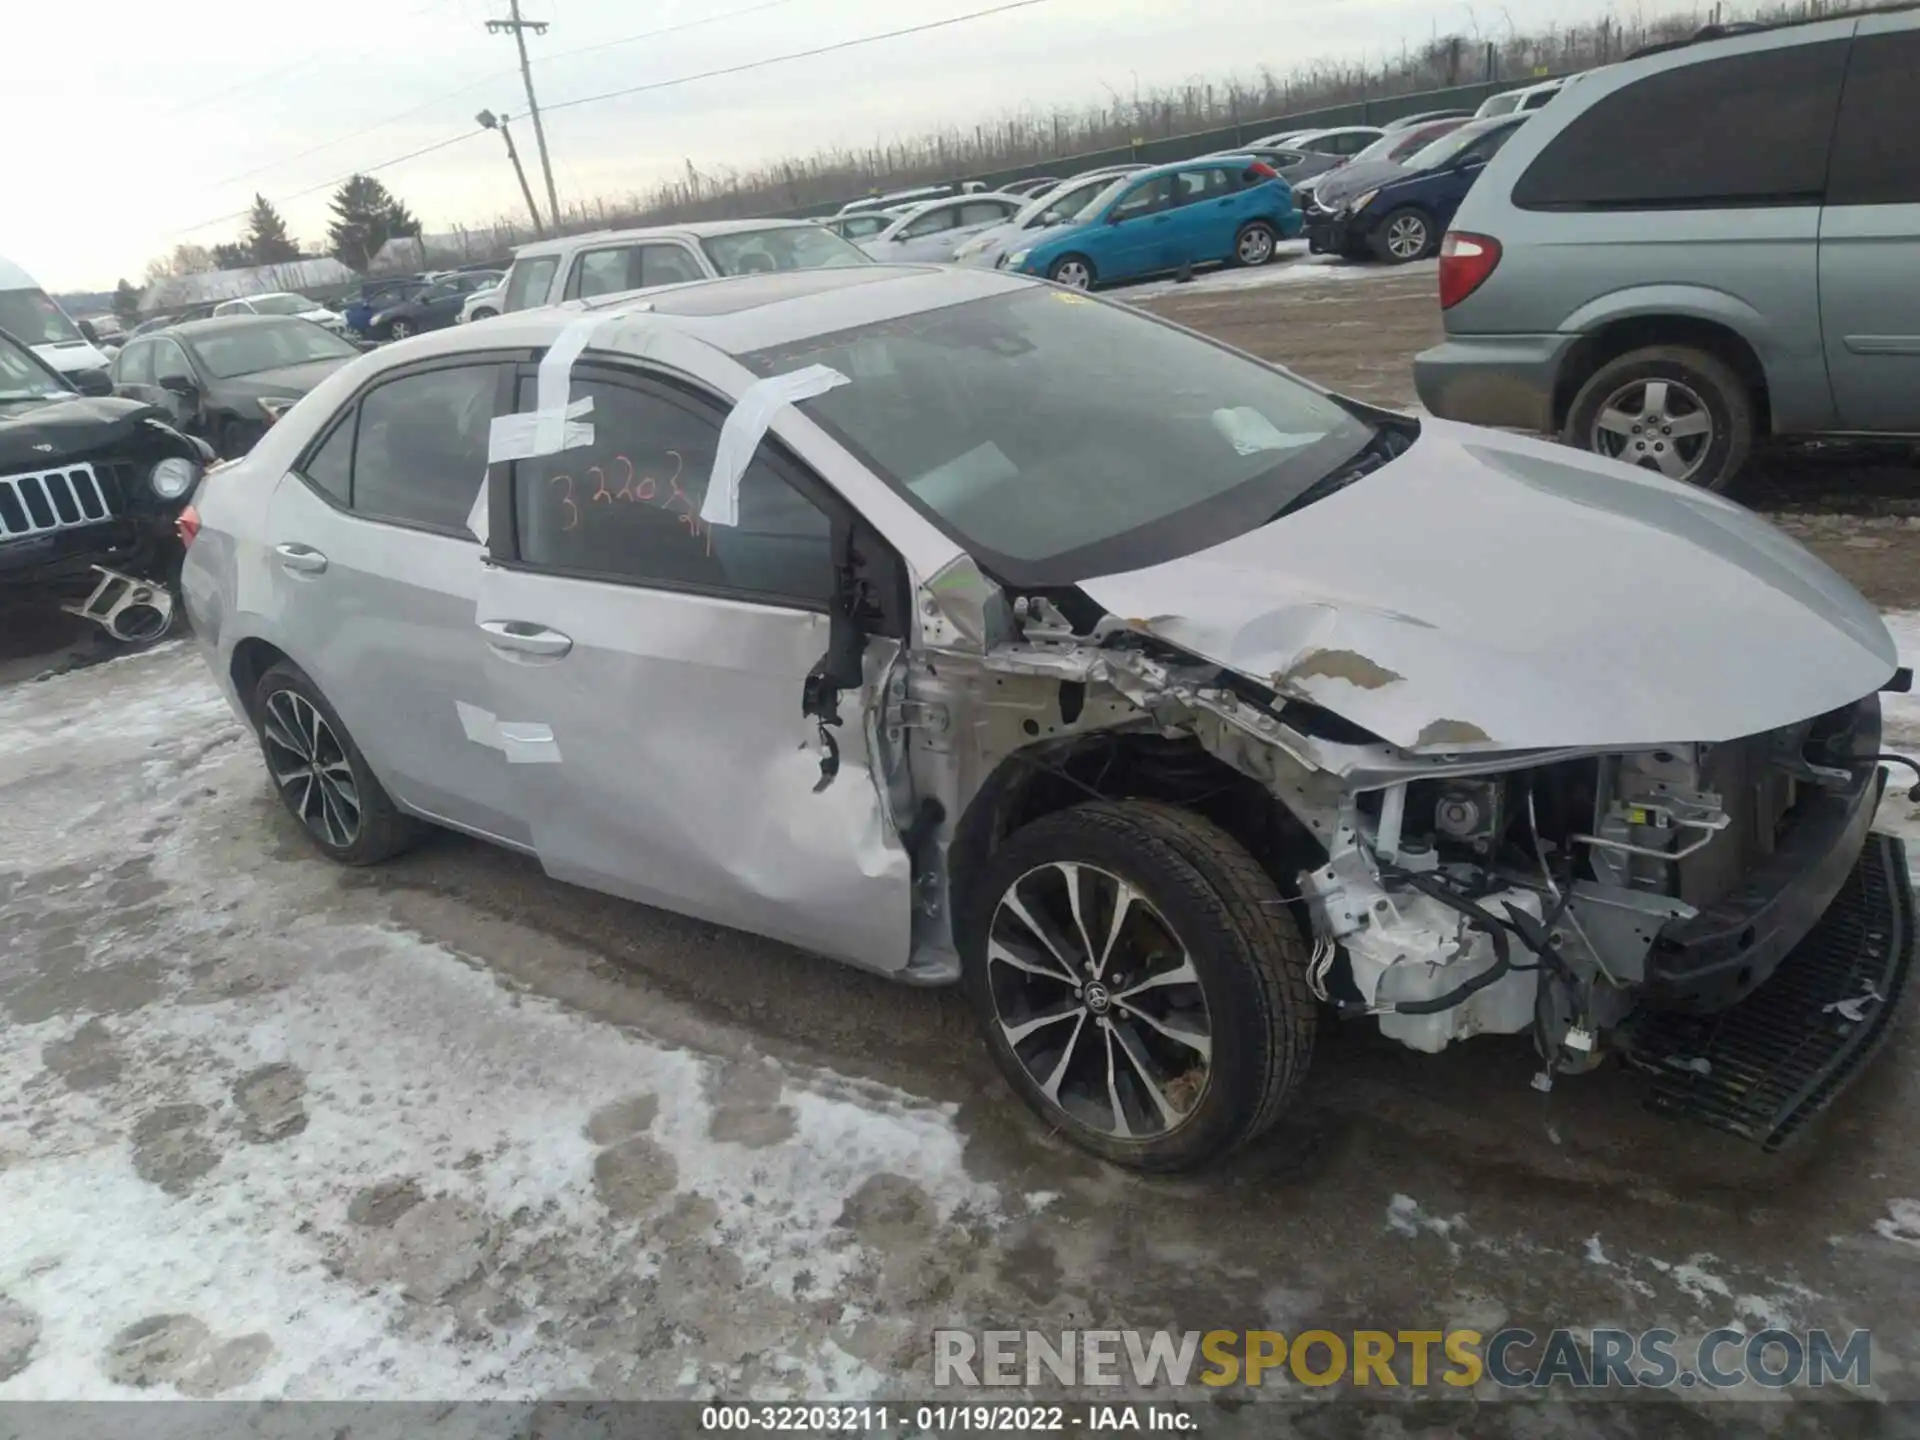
[1121, 245, 1436, 301]
[0, 647, 1002, 1399]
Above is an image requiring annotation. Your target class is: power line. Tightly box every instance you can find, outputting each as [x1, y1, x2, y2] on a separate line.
[541, 0, 1056, 116]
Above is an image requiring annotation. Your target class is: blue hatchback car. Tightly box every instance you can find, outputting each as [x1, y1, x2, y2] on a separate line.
[999, 156, 1303, 290]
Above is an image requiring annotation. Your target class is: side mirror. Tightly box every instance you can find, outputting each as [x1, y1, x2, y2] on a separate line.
[72, 368, 114, 398]
[158, 374, 198, 399]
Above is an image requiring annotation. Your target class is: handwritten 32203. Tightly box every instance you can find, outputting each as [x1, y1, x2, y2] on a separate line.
[546, 450, 711, 553]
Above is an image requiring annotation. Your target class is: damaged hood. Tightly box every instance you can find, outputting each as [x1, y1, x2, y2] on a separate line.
[1078, 421, 1897, 755]
[0, 395, 166, 469]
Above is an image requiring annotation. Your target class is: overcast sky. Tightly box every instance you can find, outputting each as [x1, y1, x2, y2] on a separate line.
[16, 0, 1612, 292]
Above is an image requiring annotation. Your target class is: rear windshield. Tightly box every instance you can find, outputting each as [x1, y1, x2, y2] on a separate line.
[0, 288, 82, 347]
[744, 287, 1374, 585]
[190, 319, 358, 378]
[699, 226, 870, 277]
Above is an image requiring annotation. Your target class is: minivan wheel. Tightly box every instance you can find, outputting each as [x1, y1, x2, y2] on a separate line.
[1234, 221, 1278, 267]
[1565, 345, 1753, 491]
[251, 661, 421, 866]
[962, 800, 1316, 1172]
[1048, 256, 1095, 290]
[1373, 207, 1433, 263]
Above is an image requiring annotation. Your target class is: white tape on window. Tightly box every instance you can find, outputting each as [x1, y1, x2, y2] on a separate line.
[484, 303, 652, 464]
[699, 364, 849, 529]
[465, 466, 491, 544]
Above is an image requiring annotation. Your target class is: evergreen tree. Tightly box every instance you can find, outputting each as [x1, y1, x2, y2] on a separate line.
[327, 175, 423, 271]
[245, 194, 302, 264]
[211, 241, 251, 270]
[111, 279, 141, 326]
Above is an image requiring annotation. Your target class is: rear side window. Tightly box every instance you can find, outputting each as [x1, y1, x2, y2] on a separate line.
[901, 207, 959, 238]
[501, 257, 559, 313]
[1174, 168, 1235, 204]
[1828, 30, 1920, 206]
[1511, 41, 1850, 210]
[351, 365, 502, 533]
[512, 376, 832, 605]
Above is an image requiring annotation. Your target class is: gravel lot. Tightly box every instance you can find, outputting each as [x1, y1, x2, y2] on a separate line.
[4, 255, 1920, 1413]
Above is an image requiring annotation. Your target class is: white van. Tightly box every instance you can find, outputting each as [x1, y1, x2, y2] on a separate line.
[0, 254, 113, 378]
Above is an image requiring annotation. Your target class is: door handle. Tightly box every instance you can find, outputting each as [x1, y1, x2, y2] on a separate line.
[478, 619, 573, 657]
[274, 543, 328, 574]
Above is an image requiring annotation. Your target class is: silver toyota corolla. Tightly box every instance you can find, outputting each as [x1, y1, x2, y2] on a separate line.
[180, 264, 1916, 1172]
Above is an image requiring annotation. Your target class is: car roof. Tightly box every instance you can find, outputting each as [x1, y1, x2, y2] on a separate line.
[367, 265, 1031, 368]
[163, 314, 336, 342]
[878, 192, 1026, 225]
[512, 218, 821, 260]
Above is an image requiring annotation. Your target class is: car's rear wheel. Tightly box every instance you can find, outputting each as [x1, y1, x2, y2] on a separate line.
[389, 319, 414, 340]
[962, 800, 1316, 1172]
[1234, 221, 1278, 267]
[1564, 345, 1753, 491]
[1373, 206, 1434, 263]
[251, 661, 421, 866]
[1048, 255, 1095, 290]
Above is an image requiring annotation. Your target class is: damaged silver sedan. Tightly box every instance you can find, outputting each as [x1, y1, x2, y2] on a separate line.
[179, 264, 1918, 1172]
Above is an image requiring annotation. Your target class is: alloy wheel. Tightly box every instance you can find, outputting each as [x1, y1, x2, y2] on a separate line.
[1590, 378, 1714, 482]
[261, 690, 362, 848]
[1052, 260, 1092, 290]
[390, 320, 413, 339]
[986, 861, 1212, 1140]
[1237, 227, 1274, 265]
[1385, 214, 1428, 260]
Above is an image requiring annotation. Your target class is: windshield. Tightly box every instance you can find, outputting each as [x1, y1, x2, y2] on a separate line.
[246, 294, 315, 316]
[744, 287, 1374, 584]
[1402, 122, 1500, 170]
[1019, 176, 1114, 228]
[0, 288, 83, 347]
[0, 333, 68, 400]
[700, 225, 870, 277]
[188, 319, 359, 378]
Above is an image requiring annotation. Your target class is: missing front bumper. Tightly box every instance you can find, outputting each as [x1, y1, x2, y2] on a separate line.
[1623, 832, 1914, 1152]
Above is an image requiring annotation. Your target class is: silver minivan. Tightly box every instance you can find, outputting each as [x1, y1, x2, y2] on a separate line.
[180, 265, 1911, 1173]
[1416, 10, 1920, 491]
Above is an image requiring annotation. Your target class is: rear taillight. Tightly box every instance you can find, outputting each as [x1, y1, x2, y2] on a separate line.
[1437, 232, 1501, 309]
[1247, 161, 1278, 181]
[176, 504, 200, 548]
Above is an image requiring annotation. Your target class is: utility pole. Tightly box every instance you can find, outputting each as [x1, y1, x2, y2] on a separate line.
[486, 0, 562, 232]
[476, 110, 544, 237]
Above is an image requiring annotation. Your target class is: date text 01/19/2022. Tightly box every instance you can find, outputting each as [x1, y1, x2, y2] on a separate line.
[698, 1405, 1196, 1431]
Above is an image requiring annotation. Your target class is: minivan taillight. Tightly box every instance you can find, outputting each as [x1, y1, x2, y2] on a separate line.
[1438, 232, 1502, 309]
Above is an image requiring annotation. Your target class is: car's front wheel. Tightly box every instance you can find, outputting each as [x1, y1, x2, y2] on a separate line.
[1373, 206, 1434, 263]
[388, 319, 414, 340]
[250, 661, 421, 866]
[962, 801, 1316, 1172]
[1234, 221, 1278, 267]
[1048, 255, 1096, 290]
[1564, 344, 1754, 491]
[470, 307, 497, 322]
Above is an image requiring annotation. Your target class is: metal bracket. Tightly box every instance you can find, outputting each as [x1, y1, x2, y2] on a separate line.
[886, 701, 949, 737]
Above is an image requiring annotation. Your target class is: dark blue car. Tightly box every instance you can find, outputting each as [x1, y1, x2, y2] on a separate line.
[1305, 114, 1529, 264]
[1003, 156, 1303, 290]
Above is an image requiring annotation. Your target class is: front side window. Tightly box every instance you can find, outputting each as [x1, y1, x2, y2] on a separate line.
[187, 320, 358, 379]
[0, 288, 82, 347]
[0, 334, 67, 400]
[513, 375, 831, 605]
[114, 341, 155, 387]
[1511, 41, 1850, 210]
[745, 287, 1373, 585]
[959, 201, 1015, 226]
[1828, 30, 1920, 207]
[639, 245, 705, 287]
[152, 340, 195, 386]
[840, 215, 891, 240]
[502, 256, 559, 312]
[900, 207, 959, 239]
[1110, 177, 1173, 221]
[352, 365, 501, 533]
[701, 225, 869, 276]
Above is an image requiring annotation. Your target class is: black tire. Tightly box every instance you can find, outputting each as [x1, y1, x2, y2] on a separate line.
[1233, 221, 1278, 267]
[470, 307, 497, 322]
[1563, 344, 1753, 492]
[1371, 205, 1435, 263]
[250, 661, 421, 866]
[961, 800, 1316, 1172]
[1047, 254, 1096, 290]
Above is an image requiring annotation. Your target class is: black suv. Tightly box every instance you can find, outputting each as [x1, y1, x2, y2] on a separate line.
[0, 326, 211, 645]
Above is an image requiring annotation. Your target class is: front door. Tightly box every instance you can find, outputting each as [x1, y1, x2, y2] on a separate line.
[1818, 22, 1920, 433]
[263, 358, 528, 846]
[1100, 176, 1177, 280]
[474, 362, 911, 971]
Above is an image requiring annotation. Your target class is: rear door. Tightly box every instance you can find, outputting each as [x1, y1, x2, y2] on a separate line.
[472, 362, 911, 970]
[1818, 20, 1920, 432]
[263, 357, 528, 845]
[1167, 165, 1246, 263]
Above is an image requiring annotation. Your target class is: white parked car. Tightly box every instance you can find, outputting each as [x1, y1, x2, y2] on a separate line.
[211, 292, 349, 337]
[496, 219, 871, 314]
[857, 194, 1026, 264]
[952, 169, 1145, 268]
[457, 283, 503, 324]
